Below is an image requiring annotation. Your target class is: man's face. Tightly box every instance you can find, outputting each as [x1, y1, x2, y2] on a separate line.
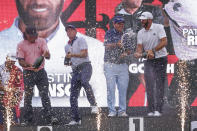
[16, 0, 64, 31]
[66, 28, 77, 39]
[113, 22, 124, 32]
[141, 19, 149, 28]
[124, 0, 142, 8]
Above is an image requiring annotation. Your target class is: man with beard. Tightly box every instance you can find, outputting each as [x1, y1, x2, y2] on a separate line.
[0, 0, 106, 115]
[17, 27, 58, 126]
[111, 0, 165, 107]
[134, 12, 168, 116]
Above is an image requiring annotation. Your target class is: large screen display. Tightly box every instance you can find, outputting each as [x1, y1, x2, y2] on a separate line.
[0, 0, 196, 108]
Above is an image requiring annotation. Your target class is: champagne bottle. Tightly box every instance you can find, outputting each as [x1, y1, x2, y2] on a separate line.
[33, 56, 44, 69]
[142, 52, 147, 58]
[64, 52, 72, 66]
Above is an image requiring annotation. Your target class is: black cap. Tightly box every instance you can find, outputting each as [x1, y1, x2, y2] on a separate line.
[65, 25, 76, 31]
[25, 27, 38, 36]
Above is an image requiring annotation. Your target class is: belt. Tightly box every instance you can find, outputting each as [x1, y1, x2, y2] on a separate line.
[73, 62, 91, 71]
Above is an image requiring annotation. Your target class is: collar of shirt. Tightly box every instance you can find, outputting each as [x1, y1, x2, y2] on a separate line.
[13, 17, 60, 43]
[149, 23, 154, 30]
[113, 28, 123, 35]
[68, 37, 78, 46]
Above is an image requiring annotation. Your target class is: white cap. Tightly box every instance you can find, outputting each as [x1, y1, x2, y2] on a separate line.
[138, 12, 153, 20]
[6, 53, 17, 61]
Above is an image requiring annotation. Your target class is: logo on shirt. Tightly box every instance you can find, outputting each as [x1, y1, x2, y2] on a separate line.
[153, 33, 156, 36]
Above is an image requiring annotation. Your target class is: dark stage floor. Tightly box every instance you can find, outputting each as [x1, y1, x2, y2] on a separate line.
[8, 104, 197, 131]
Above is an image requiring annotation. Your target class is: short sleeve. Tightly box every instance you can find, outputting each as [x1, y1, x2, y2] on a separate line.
[65, 45, 70, 54]
[79, 38, 88, 50]
[158, 25, 167, 39]
[41, 38, 49, 53]
[16, 43, 25, 59]
[137, 31, 143, 45]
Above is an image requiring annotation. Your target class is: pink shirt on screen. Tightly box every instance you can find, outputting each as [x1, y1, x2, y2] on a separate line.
[17, 38, 49, 71]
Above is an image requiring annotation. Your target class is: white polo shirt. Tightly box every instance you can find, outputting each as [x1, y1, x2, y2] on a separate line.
[65, 37, 90, 67]
[137, 23, 168, 58]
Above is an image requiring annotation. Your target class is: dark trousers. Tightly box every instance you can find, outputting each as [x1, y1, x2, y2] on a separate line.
[70, 62, 97, 122]
[0, 95, 4, 125]
[23, 68, 52, 122]
[144, 56, 167, 112]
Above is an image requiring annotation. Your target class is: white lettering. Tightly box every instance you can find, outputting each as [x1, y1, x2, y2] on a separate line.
[129, 64, 138, 73]
[129, 117, 144, 131]
[183, 28, 188, 36]
[188, 29, 194, 35]
[129, 63, 174, 74]
[138, 64, 144, 73]
[49, 84, 57, 97]
[48, 74, 54, 83]
[65, 84, 71, 96]
[55, 74, 63, 83]
[187, 36, 195, 45]
[56, 84, 64, 97]
[167, 64, 174, 73]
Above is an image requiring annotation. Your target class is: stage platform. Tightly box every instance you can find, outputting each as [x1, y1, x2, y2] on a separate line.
[7, 105, 197, 131]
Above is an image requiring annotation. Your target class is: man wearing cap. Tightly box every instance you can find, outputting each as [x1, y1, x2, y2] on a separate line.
[0, 0, 107, 110]
[104, 16, 131, 117]
[0, 54, 23, 128]
[112, 0, 172, 108]
[17, 27, 57, 125]
[65, 25, 99, 125]
[134, 11, 168, 116]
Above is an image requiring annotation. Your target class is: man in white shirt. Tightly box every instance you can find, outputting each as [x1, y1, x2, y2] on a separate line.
[0, 0, 107, 108]
[112, 0, 167, 107]
[134, 11, 168, 117]
[65, 25, 99, 125]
